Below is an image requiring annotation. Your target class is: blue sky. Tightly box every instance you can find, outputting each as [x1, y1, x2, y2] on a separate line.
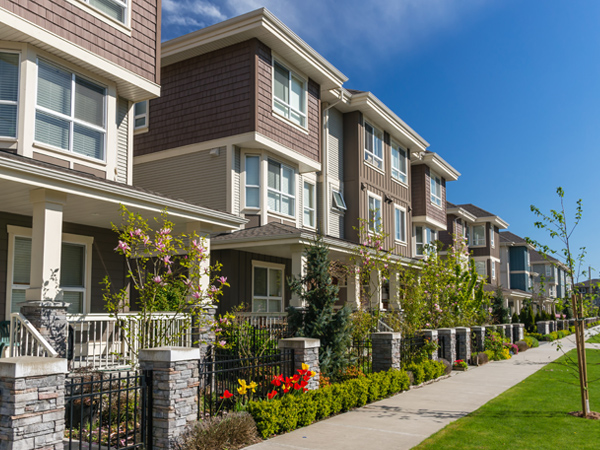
[161, 1, 600, 281]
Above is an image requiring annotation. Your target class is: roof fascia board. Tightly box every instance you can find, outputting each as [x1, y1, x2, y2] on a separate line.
[412, 152, 460, 181]
[447, 207, 477, 222]
[473, 216, 509, 229]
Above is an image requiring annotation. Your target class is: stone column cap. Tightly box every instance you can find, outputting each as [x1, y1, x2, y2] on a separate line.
[279, 337, 320, 349]
[437, 328, 456, 333]
[454, 327, 471, 331]
[371, 332, 401, 339]
[0, 357, 67, 378]
[139, 347, 200, 363]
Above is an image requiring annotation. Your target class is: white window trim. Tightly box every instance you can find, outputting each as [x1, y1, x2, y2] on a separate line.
[267, 159, 296, 219]
[332, 187, 347, 211]
[243, 154, 261, 211]
[271, 57, 308, 130]
[65, 0, 132, 35]
[490, 225, 495, 248]
[367, 191, 383, 234]
[394, 204, 407, 245]
[491, 261, 496, 280]
[0, 50, 20, 140]
[470, 224, 486, 247]
[133, 100, 149, 133]
[364, 121, 384, 172]
[390, 141, 408, 185]
[5, 225, 93, 318]
[303, 180, 316, 229]
[34, 58, 108, 163]
[251, 261, 285, 313]
[430, 170, 442, 207]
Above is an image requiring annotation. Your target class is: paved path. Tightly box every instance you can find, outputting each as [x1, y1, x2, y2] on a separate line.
[246, 328, 600, 450]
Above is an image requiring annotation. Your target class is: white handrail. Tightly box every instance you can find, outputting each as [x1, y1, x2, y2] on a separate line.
[9, 313, 58, 358]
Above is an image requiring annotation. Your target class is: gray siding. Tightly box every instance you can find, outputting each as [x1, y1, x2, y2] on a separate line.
[116, 98, 129, 184]
[133, 148, 228, 212]
[328, 108, 344, 181]
[233, 147, 241, 215]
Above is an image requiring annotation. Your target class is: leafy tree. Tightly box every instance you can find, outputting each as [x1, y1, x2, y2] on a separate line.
[288, 236, 353, 379]
[511, 312, 520, 324]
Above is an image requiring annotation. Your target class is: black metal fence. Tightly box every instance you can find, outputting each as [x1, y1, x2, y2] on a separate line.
[400, 333, 425, 367]
[65, 371, 150, 450]
[349, 338, 373, 374]
[198, 346, 295, 417]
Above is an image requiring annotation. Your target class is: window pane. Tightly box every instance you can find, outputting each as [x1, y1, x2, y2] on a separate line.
[0, 104, 17, 138]
[273, 100, 288, 118]
[303, 183, 312, 208]
[373, 128, 383, 158]
[332, 191, 347, 210]
[273, 63, 289, 103]
[253, 298, 267, 313]
[13, 237, 31, 285]
[365, 123, 373, 153]
[246, 156, 259, 186]
[11, 289, 26, 314]
[63, 291, 83, 314]
[134, 117, 146, 128]
[268, 191, 279, 212]
[73, 124, 103, 159]
[281, 195, 294, 216]
[475, 261, 486, 276]
[268, 160, 280, 190]
[134, 100, 147, 116]
[399, 148, 407, 173]
[268, 268, 282, 297]
[75, 77, 105, 127]
[391, 147, 399, 171]
[35, 111, 69, 150]
[290, 109, 303, 127]
[37, 61, 71, 116]
[268, 299, 281, 313]
[60, 243, 85, 287]
[290, 76, 304, 112]
[0, 52, 19, 103]
[253, 267, 267, 297]
[246, 187, 259, 208]
[281, 166, 294, 195]
[89, 0, 125, 22]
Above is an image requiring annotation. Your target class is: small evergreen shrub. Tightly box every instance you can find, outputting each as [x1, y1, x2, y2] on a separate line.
[523, 336, 539, 348]
[404, 360, 445, 385]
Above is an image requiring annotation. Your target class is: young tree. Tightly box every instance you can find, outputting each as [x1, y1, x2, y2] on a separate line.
[491, 287, 510, 324]
[527, 187, 592, 417]
[287, 236, 353, 379]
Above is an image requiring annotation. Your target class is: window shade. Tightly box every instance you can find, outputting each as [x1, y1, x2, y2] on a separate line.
[13, 237, 31, 285]
[73, 124, 103, 159]
[90, 0, 125, 22]
[75, 77, 105, 127]
[37, 60, 71, 116]
[0, 104, 17, 138]
[0, 52, 19, 103]
[268, 160, 280, 190]
[60, 243, 85, 287]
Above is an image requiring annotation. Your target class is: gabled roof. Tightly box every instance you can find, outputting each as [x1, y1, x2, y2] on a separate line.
[530, 250, 561, 264]
[499, 231, 534, 249]
[455, 203, 509, 229]
[446, 201, 477, 222]
[575, 279, 600, 287]
[161, 8, 347, 91]
[410, 150, 460, 182]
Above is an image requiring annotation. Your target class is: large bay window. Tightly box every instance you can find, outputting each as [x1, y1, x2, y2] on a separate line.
[273, 60, 306, 127]
[364, 122, 383, 170]
[252, 263, 284, 313]
[471, 225, 485, 246]
[391, 142, 407, 184]
[245, 155, 260, 208]
[0, 52, 19, 139]
[267, 159, 295, 217]
[415, 226, 437, 256]
[35, 60, 106, 161]
[368, 193, 382, 233]
[430, 171, 442, 206]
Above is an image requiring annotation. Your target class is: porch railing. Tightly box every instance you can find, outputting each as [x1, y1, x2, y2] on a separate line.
[236, 312, 288, 329]
[9, 313, 58, 358]
[67, 312, 193, 370]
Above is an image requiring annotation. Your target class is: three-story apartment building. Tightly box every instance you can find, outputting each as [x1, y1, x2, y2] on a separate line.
[0, 0, 243, 319]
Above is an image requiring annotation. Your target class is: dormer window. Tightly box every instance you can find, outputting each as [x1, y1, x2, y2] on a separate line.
[273, 60, 306, 127]
[364, 122, 383, 170]
[430, 170, 442, 206]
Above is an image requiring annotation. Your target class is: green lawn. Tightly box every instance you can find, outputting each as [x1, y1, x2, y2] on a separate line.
[586, 333, 600, 344]
[413, 349, 600, 450]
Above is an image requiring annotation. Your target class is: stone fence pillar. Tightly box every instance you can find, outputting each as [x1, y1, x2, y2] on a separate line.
[419, 330, 438, 361]
[470, 326, 486, 353]
[371, 332, 401, 372]
[0, 356, 68, 450]
[455, 327, 471, 363]
[20, 302, 69, 358]
[512, 323, 524, 341]
[279, 338, 320, 390]
[437, 328, 456, 365]
[502, 324, 513, 342]
[139, 347, 200, 450]
[537, 321, 550, 335]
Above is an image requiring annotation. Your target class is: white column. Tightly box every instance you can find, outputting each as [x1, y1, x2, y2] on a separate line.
[186, 222, 211, 302]
[370, 269, 382, 310]
[290, 245, 307, 307]
[388, 270, 401, 310]
[346, 269, 361, 310]
[26, 189, 67, 302]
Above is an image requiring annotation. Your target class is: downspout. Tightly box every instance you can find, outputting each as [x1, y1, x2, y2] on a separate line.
[320, 90, 345, 236]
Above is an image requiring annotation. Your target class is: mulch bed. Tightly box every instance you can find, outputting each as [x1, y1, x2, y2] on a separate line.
[568, 411, 600, 420]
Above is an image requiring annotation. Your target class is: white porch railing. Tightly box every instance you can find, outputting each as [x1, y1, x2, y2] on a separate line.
[9, 313, 58, 358]
[237, 312, 288, 329]
[67, 312, 193, 370]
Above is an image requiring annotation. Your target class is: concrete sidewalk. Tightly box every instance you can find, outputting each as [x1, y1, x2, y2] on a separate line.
[246, 330, 599, 450]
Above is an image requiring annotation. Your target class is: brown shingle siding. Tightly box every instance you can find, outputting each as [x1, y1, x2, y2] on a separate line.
[2, 0, 158, 83]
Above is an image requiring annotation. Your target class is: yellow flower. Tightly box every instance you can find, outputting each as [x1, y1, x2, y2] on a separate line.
[302, 363, 310, 371]
[248, 381, 258, 393]
[237, 386, 247, 395]
[310, 371, 317, 377]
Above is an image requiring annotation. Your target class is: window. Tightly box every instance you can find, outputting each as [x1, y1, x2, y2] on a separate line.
[35, 59, 106, 160]
[9, 235, 88, 314]
[303, 181, 316, 228]
[245, 155, 260, 208]
[0, 52, 19, 138]
[491, 261, 496, 280]
[364, 122, 383, 170]
[471, 225, 485, 246]
[430, 171, 442, 206]
[526, 251, 531, 270]
[83, 0, 128, 24]
[415, 226, 437, 256]
[134, 100, 148, 130]
[475, 261, 486, 277]
[391, 142, 407, 184]
[273, 60, 306, 127]
[332, 189, 347, 210]
[252, 264, 283, 312]
[368, 193, 382, 233]
[490, 226, 495, 248]
[394, 205, 406, 243]
[545, 265, 553, 277]
[267, 159, 295, 217]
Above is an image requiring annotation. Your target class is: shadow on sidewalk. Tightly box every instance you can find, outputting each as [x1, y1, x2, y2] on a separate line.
[356, 404, 472, 423]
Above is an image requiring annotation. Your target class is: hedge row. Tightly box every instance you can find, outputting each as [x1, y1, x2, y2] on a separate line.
[247, 360, 445, 438]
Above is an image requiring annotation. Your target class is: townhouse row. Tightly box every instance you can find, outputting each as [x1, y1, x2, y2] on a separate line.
[0, 3, 567, 322]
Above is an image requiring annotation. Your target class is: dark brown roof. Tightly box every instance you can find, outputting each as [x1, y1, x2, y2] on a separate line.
[499, 231, 528, 245]
[212, 222, 301, 241]
[530, 250, 561, 264]
[446, 201, 457, 208]
[455, 203, 495, 218]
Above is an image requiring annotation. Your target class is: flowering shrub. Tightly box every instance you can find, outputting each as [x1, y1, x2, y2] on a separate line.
[484, 332, 511, 361]
[504, 342, 519, 355]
